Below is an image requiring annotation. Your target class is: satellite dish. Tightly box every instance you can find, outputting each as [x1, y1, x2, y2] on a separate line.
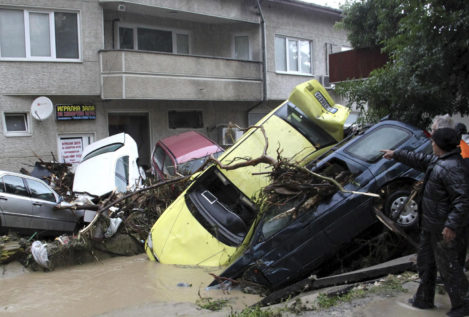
[31, 96, 53, 121]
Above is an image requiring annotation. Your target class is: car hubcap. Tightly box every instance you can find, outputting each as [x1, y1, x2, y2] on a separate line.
[390, 196, 418, 226]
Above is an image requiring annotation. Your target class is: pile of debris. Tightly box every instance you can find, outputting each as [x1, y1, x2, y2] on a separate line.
[0, 234, 30, 265]
[2, 160, 190, 270]
[20, 159, 75, 200]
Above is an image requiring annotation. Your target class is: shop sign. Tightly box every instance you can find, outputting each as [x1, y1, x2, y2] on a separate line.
[56, 104, 96, 120]
[59, 138, 84, 164]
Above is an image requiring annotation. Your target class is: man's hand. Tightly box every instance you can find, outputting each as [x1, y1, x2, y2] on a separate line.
[442, 227, 456, 242]
[380, 149, 394, 160]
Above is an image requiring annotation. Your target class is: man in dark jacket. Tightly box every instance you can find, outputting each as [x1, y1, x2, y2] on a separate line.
[382, 127, 469, 317]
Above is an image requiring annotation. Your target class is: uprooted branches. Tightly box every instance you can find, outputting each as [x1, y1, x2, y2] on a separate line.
[78, 175, 191, 240]
[206, 124, 379, 205]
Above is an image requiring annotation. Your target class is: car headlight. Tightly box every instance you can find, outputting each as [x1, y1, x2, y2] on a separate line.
[146, 231, 153, 250]
[145, 231, 159, 262]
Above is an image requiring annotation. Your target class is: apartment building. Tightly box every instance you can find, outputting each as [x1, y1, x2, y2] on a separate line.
[0, 0, 349, 172]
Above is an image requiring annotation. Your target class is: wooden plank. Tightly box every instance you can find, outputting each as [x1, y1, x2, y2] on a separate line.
[258, 254, 416, 306]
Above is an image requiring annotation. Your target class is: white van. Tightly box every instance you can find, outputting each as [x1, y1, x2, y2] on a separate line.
[73, 133, 143, 198]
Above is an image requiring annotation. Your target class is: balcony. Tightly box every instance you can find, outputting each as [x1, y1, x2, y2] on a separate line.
[100, 50, 263, 101]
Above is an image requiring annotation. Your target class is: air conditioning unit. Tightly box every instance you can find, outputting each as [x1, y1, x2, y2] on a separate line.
[318, 75, 332, 89]
[219, 127, 243, 146]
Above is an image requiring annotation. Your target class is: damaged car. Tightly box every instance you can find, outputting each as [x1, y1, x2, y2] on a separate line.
[151, 131, 224, 180]
[209, 119, 431, 290]
[145, 79, 350, 266]
[73, 133, 143, 199]
[0, 170, 85, 235]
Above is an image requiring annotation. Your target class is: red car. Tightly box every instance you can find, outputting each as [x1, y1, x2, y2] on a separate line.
[151, 131, 224, 179]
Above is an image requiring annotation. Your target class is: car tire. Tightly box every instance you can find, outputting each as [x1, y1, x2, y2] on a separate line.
[384, 190, 419, 228]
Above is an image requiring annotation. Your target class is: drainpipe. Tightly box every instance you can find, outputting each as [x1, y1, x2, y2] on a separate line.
[250, 0, 267, 113]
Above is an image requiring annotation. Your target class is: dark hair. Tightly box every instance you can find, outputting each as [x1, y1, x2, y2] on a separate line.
[455, 123, 467, 138]
[431, 128, 459, 152]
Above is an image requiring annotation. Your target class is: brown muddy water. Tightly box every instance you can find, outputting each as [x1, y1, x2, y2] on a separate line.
[0, 254, 260, 317]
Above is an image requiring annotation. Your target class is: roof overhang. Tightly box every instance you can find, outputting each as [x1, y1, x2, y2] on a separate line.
[99, 0, 260, 24]
[265, 0, 342, 16]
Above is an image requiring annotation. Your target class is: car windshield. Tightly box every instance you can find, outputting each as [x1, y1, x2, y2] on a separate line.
[186, 167, 257, 246]
[152, 145, 165, 170]
[178, 150, 224, 175]
[275, 102, 337, 150]
[345, 125, 410, 162]
[261, 159, 354, 239]
[82, 143, 124, 162]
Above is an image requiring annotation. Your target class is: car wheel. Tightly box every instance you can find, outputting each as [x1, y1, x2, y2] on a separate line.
[385, 190, 419, 228]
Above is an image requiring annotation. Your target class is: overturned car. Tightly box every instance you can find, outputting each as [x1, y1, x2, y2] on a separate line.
[209, 119, 431, 290]
[73, 133, 143, 198]
[145, 79, 350, 266]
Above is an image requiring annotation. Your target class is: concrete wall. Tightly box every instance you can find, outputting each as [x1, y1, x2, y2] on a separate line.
[0, 0, 350, 172]
[100, 51, 262, 100]
[0, 0, 103, 95]
[0, 0, 103, 172]
[262, 0, 349, 99]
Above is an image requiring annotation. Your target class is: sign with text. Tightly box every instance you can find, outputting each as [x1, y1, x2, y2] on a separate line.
[59, 138, 83, 164]
[56, 104, 96, 120]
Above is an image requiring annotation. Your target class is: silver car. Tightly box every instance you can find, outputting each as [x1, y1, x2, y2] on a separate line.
[0, 170, 84, 234]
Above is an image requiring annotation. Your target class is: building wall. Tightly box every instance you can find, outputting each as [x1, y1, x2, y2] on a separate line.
[0, 0, 104, 172]
[262, 0, 349, 100]
[0, 0, 350, 173]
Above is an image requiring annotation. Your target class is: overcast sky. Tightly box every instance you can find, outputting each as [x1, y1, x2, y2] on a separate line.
[299, 0, 344, 9]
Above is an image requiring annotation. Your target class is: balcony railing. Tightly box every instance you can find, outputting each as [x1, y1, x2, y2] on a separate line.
[100, 50, 263, 101]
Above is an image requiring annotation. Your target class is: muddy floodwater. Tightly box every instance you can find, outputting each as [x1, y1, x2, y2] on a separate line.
[0, 254, 260, 317]
[0, 253, 458, 317]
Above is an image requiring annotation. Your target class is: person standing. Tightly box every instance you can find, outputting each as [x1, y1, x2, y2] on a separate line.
[455, 123, 469, 159]
[381, 127, 469, 317]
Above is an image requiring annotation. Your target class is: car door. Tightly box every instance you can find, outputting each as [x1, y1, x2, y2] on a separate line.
[24, 178, 77, 232]
[0, 175, 33, 229]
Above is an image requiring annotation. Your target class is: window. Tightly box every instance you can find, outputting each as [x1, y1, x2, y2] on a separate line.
[234, 35, 249, 60]
[163, 153, 176, 176]
[176, 34, 189, 54]
[152, 145, 166, 171]
[178, 151, 223, 175]
[3, 113, 31, 136]
[275, 102, 336, 150]
[118, 25, 189, 54]
[345, 126, 410, 162]
[0, 9, 79, 60]
[168, 111, 203, 129]
[119, 27, 134, 49]
[25, 179, 56, 202]
[275, 35, 312, 74]
[4, 175, 28, 197]
[115, 156, 129, 192]
[186, 167, 257, 246]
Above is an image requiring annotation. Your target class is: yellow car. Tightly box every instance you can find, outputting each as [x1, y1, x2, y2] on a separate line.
[146, 79, 350, 266]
